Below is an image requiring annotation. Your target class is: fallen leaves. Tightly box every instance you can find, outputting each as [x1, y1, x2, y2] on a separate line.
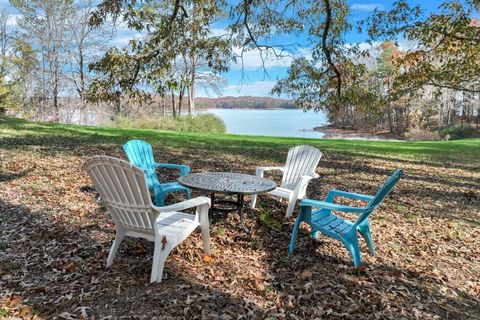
[203, 255, 213, 264]
[63, 262, 76, 272]
[300, 270, 313, 280]
[0, 130, 479, 319]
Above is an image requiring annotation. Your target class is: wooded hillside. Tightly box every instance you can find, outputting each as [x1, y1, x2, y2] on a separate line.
[195, 96, 297, 110]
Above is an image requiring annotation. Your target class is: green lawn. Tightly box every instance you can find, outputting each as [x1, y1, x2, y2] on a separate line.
[1, 116, 479, 319]
[1, 116, 479, 167]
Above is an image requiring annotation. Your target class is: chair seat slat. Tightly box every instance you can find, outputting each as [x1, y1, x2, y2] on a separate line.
[289, 169, 403, 267]
[251, 145, 322, 217]
[86, 155, 211, 283]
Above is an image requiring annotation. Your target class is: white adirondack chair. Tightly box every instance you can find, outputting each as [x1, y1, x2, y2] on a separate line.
[250, 145, 322, 217]
[85, 156, 211, 283]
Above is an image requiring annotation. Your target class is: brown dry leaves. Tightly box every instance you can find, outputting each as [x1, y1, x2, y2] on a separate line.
[0, 140, 479, 319]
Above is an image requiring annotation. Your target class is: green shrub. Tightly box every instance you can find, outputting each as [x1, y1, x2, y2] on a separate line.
[112, 114, 226, 133]
[439, 125, 478, 140]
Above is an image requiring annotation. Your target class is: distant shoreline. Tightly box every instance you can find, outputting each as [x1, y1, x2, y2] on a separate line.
[314, 125, 402, 140]
[196, 106, 299, 110]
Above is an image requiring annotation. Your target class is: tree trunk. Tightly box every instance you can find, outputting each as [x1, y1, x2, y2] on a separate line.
[386, 105, 394, 133]
[171, 92, 176, 117]
[53, 76, 59, 121]
[394, 107, 403, 134]
[82, 106, 88, 125]
[188, 81, 195, 115]
[178, 84, 185, 115]
[114, 97, 121, 118]
[160, 93, 166, 117]
[188, 54, 196, 115]
[476, 107, 479, 130]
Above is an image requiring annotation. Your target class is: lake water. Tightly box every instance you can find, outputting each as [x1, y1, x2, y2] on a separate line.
[201, 109, 328, 139]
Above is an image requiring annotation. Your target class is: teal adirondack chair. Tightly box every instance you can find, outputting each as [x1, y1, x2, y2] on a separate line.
[289, 169, 403, 267]
[123, 140, 191, 206]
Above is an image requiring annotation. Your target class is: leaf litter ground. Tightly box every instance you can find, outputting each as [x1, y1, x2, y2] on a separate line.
[0, 124, 479, 319]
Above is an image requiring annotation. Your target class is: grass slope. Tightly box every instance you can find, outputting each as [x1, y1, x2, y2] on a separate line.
[1, 116, 479, 166]
[1, 116, 479, 319]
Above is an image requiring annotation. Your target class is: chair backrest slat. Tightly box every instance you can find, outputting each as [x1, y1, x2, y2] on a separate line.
[354, 169, 403, 227]
[368, 169, 403, 208]
[98, 165, 121, 203]
[109, 164, 130, 202]
[124, 140, 156, 170]
[122, 208, 133, 226]
[86, 156, 156, 231]
[88, 167, 114, 201]
[117, 208, 129, 225]
[281, 145, 322, 188]
[123, 140, 164, 191]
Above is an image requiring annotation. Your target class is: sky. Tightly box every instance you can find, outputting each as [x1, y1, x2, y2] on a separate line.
[0, 0, 453, 98]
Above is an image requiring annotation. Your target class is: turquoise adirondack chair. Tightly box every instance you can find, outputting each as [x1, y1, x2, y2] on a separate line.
[123, 140, 191, 206]
[289, 169, 403, 267]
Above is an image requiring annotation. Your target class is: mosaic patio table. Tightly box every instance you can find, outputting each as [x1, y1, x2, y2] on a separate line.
[178, 172, 276, 232]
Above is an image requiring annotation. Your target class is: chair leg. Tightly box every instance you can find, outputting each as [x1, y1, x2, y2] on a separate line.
[199, 206, 211, 255]
[154, 189, 166, 207]
[285, 195, 296, 218]
[250, 194, 258, 209]
[343, 234, 362, 267]
[185, 188, 192, 200]
[107, 228, 125, 268]
[358, 224, 375, 256]
[310, 230, 319, 239]
[151, 237, 172, 283]
[289, 214, 303, 255]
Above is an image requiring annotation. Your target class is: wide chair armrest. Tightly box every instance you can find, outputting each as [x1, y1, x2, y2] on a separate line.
[155, 162, 190, 176]
[294, 174, 316, 188]
[309, 172, 319, 179]
[300, 198, 366, 214]
[326, 189, 374, 202]
[154, 196, 211, 213]
[255, 166, 285, 177]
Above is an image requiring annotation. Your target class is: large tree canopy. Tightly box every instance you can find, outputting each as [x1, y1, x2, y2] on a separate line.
[85, 0, 480, 133]
[364, 0, 480, 94]
[87, 0, 350, 105]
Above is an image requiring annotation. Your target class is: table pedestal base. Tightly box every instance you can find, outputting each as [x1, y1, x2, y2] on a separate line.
[209, 193, 248, 233]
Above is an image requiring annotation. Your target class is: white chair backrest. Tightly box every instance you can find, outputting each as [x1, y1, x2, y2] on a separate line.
[85, 156, 157, 232]
[281, 145, 322, 189]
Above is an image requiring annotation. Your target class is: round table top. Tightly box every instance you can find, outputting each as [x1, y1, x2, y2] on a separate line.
[178, 172, 277, 195]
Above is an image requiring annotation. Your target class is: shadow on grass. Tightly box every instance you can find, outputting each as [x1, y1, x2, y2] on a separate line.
[1, 116, 480, 169]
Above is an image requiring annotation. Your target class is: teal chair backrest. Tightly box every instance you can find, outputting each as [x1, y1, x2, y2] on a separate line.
[354, 169, 403, 227]
[123, 140, 160, 188]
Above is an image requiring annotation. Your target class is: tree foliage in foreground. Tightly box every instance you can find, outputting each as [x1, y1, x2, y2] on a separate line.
[275, 0, 480, 134]
[88, 0, 479, 134]
[87, 0, 232, 117]
[87, 0, 352, 117]
[366, 1, 480, 95]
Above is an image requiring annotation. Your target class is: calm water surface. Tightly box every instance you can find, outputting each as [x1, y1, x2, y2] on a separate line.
[202, 109, 328, 139]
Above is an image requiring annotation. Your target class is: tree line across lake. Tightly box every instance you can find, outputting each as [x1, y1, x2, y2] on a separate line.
[0, 1, 478, 139]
